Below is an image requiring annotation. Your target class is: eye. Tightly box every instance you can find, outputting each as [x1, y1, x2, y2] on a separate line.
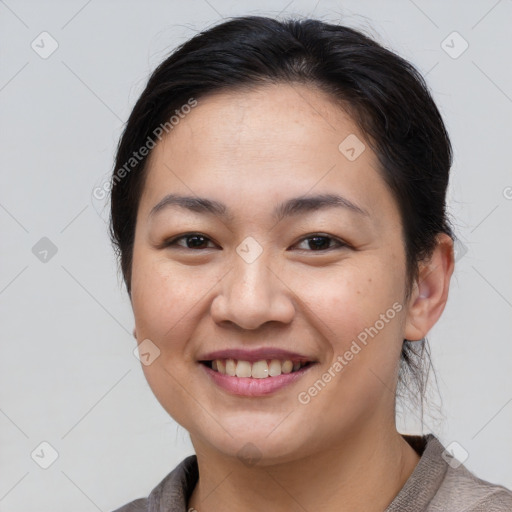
[292, 234, 347, 252]
[162, 232, 347, 252]
[164, 233, 217, 250]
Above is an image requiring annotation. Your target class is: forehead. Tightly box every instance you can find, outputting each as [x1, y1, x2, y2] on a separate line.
[155, 83, 363, 171]
[139, 83, 399, 231]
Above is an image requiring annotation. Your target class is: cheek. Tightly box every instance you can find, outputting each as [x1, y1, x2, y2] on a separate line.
[130, 255, 212, 346]
[299, 259, 405, 382]
[130, 257, 210, 425]
[298, 260, 397, 334]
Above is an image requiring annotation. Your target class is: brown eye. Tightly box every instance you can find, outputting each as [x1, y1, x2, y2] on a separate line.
[293, 234, 347, 252]
[165, 233, 216, 250]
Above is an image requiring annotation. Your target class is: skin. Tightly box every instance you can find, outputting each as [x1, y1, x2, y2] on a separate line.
[130, 83, 455, 511]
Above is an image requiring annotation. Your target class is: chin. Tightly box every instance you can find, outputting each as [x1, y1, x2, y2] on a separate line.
[189, 419, 319, 467]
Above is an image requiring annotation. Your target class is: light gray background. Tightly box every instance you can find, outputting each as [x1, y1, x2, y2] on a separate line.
[1, 0, 511, 510]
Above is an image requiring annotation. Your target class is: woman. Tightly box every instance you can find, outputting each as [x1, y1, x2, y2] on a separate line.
[110, 15, 512, 512]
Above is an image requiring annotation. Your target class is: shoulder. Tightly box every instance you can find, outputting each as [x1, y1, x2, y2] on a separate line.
[111, 455, 198, 512]
[429, 458, 512, 512]
[387, 434, 512, 511]
[112, 497, 147, 512]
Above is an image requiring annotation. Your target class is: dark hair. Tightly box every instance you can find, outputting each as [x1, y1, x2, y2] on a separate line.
[109, 15, 454, 413]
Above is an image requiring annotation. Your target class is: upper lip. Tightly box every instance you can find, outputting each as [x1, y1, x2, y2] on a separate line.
[198, 348, 315, 363]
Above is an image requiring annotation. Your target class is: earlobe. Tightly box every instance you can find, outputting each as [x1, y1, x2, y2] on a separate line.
[403, 233, 455, 342]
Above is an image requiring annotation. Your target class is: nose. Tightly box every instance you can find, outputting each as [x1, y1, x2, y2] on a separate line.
[210, 253, 295, 330]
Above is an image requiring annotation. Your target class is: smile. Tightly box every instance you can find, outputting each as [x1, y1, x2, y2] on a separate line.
[199, 356, 316, 397]
[203, 358, 311, 378]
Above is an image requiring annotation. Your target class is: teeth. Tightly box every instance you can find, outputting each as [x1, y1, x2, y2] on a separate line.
[225, 359, 236, 376]
[251, 360, 268, 379]
[282, 360, 293, 374]
[268, 359, 282, 377]
[210, 358, 308, 378]
[235, 360, 252, 378]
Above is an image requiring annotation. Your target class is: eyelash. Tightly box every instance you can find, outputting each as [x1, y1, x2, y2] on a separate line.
[163, 232, 348, 252]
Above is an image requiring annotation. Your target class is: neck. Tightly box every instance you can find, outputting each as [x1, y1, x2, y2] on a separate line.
[188, 426, 421, 512]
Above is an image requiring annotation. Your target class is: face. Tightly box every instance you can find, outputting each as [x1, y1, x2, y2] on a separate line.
[130, 83, 413, 464]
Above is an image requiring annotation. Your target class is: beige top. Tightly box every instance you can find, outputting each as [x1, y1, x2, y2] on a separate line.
[112, 434, 512, 511]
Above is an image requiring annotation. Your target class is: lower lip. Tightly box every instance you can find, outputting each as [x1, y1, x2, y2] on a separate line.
[201, 364, 315, 397]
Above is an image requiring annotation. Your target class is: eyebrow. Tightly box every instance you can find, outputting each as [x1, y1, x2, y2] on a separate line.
[148, 193, 370, 223]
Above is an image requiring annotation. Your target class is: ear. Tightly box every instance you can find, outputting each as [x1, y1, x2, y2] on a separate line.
[133, 328, 138, 340]
[404, 233, 455, 341]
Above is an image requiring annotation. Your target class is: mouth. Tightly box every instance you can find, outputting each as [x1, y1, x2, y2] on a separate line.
[200, 358, 313, 378]
[198, 350, 317, 397]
